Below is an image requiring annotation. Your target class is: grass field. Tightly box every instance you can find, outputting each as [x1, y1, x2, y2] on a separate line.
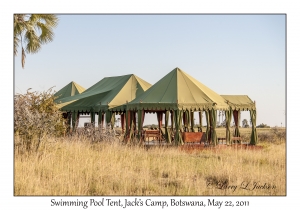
[14, 127, 286, 196]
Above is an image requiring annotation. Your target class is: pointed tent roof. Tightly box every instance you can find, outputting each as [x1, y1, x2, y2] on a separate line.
[54, 81, 85, 101]
[127, 67, 229, 111]
[59, 74, 151, 112]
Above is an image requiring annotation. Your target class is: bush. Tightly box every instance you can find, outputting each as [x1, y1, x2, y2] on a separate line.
[14, 88, 66, 152]
[257, 132, 275, 143]
[257, 123, 270, 128]
[257, 127, 286, 144]
[271, 126, 286, 142]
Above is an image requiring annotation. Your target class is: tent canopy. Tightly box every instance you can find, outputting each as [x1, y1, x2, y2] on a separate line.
[59, 74, 151, 112]
[127, 67, 229, 111]
[221, 95, 256, 110]
[54, 81, 85, 101]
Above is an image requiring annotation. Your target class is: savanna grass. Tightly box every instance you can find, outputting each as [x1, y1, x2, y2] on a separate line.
[14, 128, 286, 196]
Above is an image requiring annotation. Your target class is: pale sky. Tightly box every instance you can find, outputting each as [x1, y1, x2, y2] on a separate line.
[14, 14, 286, 127]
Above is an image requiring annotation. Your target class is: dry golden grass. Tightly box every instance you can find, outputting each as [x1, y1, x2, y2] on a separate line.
[14, 129, 286, 196]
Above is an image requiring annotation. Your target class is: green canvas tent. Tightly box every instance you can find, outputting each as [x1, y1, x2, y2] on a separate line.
[126, 67, 229, 145]
[54, 81, 86, 131]
[221, 95, 257, 145]
[59, 74, 151, 131]
[54, 81, 85, 101]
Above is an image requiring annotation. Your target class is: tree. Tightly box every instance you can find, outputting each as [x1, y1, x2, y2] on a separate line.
[14, 14, 59, 68]
[242, 119, 249, 128]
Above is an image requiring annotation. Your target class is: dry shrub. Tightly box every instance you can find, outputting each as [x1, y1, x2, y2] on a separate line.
[14, 88, 66, 152]
[258, 127, 286, 144]
[271, 127, 286, 143]
[70, 123, 120, 144]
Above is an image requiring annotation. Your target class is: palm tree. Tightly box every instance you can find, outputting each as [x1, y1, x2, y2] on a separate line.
[14, 14, 58, 68]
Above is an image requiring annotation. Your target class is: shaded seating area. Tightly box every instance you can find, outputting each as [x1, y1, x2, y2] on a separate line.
[125, 67, 229, 146]
[55, 68, 258, 146]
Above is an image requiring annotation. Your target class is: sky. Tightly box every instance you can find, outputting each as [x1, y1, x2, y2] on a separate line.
[14, 14, 286, 127]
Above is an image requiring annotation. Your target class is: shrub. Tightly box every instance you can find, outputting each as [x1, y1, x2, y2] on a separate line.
[257, 132, 275, 143]
[257, 123, 270, 128]
[14, 88, 66, 152]
[271, 126, 286, 142]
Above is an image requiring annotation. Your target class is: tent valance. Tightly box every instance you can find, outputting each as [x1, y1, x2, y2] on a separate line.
[221, 95, 256, 111]
[126, 102, 228, 111]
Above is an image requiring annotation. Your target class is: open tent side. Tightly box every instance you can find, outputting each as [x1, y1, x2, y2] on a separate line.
[221, 95, 257, 145]
[126, 67, 229, 145]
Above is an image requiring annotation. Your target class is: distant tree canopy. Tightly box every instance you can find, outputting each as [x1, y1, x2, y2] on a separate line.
[14, 14, 59, 68]
[256, 123, 270, 128]
[242, 119, 249, 128]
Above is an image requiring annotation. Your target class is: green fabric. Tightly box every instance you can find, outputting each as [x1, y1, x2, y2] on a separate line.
[105, 111, 111, 125]
[105, 111, 115, 129]
[205, 110, 210, 143]
[98, 112, 103, 129]
[90, 110, 95, 124]
[54, 81, 85, 102]
[179, 110, 183, 134]
[127, 67, 229, 111]
[190, 111, 195, 132]
[76, 112, 80, 129]
[59, 74, 151, 112]
[110, 112, 116, 129]
[210, 108, 218, 146]
[71, 110, 78, 131]
[165, 110, 171, 143]
[137, 110, 144, 140]
[170, 111, 175, 139]
[199, 111, 203, 132]
[250, 110, 258, 145]
[125, 110, 130, 141]
[221, 95, 256, 111]
[156, 112, 163, 141]
[174, 110, 183, 145]
[171, 111, 174, 131]
[129, 111, 135, 142]
[184, 110, 190, 132]
[225, 108, 233, 145]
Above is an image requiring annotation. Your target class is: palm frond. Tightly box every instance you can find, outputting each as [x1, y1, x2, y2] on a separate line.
[36, 22, 54, 44]
[24, 28, 41, 53]
[37, 14, 59, 27]
[14, 35, 20, 56]
[14, 14, 59, 68]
